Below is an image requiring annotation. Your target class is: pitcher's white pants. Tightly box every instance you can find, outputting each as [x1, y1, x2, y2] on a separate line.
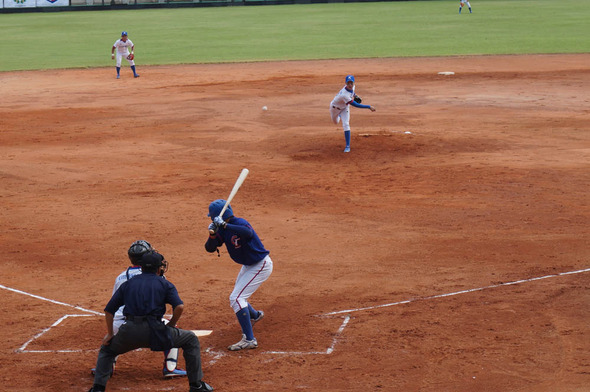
[330, 104, 350, 131]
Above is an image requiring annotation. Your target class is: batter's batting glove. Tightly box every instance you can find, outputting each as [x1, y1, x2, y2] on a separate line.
[213, 216, 227, 229]
[208, 222, 218, 234]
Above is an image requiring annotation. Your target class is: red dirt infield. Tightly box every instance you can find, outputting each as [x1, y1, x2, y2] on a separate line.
[0, 54, 589, 391]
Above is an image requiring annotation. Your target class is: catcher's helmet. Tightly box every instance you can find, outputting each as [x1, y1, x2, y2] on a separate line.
[208, 199, 233, 221]
[345, 75, 355, 83]
[121, 31, 128, 36]
[139, 251, 165, 271]
[128, 240, 153, 264]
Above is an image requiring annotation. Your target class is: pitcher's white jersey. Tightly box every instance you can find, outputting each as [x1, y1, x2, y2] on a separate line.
[331, 85, 355, 110]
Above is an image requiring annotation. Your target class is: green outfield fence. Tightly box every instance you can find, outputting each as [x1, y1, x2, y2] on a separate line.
[0, 0, 402, 13]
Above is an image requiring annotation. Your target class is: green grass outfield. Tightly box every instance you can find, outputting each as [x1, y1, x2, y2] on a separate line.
[0, 0, 588, 71]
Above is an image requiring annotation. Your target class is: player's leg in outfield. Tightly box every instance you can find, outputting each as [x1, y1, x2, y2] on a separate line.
[126, 57, 139, 78]
[115, 53, 123, 78]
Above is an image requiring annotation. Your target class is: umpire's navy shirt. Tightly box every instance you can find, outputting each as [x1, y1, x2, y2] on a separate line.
[104, 272, 183, 319]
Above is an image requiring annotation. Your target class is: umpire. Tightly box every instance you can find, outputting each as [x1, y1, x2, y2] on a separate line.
[89, 251, 213, 392]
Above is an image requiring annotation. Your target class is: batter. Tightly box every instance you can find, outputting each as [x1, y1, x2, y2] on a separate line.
[205, 199, 273, 351]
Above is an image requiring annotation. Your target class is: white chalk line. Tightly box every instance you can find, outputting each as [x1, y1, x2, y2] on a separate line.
[0, 284, 102, 315]
[262, 315, 351, 356]
[7, 267, 589, 357]
[0, 283, 102, 353]
[17, 314, 97, 353]
[324, 267, 590, 316]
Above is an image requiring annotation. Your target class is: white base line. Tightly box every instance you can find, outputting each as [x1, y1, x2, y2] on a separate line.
[324, 267, 590, 316]
[0, 284, 101, 316]
[263, 315, 350, 355]
[17, 314, 95, 353]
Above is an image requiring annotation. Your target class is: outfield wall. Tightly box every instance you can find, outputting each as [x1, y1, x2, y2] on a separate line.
[3, 0, 69, 7]
[2, 0, 397, 12]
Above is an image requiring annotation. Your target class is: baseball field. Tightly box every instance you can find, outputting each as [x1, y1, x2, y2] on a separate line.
[1, 0, 589, 391]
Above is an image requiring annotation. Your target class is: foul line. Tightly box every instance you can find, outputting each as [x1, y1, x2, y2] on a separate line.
[324, 267, 590, 316]
[0, 284, 101, 316]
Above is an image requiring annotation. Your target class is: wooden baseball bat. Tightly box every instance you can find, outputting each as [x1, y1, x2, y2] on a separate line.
[209, 168, 249, 234]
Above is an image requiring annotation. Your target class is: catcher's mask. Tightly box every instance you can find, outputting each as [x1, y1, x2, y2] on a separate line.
[208, 199, 233, 221]
[139, 251, 166, 273]
[128, 240, 153, 265]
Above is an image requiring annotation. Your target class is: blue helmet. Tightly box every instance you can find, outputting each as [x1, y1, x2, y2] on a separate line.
[121, 31, 128, 36]
[345, 75, 355, 83]
[208, 199, 233, 220]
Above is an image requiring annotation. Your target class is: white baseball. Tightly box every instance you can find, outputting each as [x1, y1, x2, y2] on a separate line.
[262, 106, 268, 111]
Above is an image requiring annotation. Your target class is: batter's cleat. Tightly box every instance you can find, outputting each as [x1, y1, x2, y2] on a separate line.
[164, 368, 187, 378]
[134, 74, 140, 78]
[251, 310, 264, 326]
[343, 146, 351, 153]
[228, 334, 258, 351]
[189, 381, 214, 392]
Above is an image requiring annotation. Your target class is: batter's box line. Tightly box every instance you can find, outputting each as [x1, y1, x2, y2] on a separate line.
[323, 266, 590, 316]
[202, 315, 351, 363]
[17, 314, 98, 353]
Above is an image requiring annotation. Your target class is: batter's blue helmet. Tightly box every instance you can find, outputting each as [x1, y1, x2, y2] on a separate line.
[345, 75, 355, 83]
[121, 31, 128, 36]
[208, 199, 233, 220]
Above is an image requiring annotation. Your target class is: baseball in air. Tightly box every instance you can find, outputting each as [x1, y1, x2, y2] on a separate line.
[262, 106, 268, 111]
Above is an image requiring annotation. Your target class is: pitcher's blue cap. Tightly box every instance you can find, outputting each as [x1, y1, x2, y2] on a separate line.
[345, 75, 355, 83]
[121, 31, 128, 36]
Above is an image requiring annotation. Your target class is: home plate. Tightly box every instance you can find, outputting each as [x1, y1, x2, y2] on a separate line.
[191, 330, 213, 337]
[438, 71, 455, 75]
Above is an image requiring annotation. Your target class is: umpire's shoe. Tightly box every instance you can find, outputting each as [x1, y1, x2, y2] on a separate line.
[190, 380, 214, 392]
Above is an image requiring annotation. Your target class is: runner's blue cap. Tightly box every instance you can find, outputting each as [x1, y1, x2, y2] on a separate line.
[121, 31, 128, 36]
[345, 75, 355, 83]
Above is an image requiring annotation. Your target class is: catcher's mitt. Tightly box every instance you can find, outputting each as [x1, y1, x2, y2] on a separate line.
[127, 53, 134, 60]
[354, 95, 362, 104]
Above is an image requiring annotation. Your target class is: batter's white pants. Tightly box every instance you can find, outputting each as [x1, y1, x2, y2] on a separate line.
[330, 104, 350, 131]
[115, 52, 135, 67]
[230, 255, 273, 313]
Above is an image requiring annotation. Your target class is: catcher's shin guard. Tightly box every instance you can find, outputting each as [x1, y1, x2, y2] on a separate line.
[164, 348, 179, 372]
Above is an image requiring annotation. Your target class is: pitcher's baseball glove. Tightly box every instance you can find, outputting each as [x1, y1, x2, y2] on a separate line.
[127, 53, 134, 60]
[354, 95, 362, 104]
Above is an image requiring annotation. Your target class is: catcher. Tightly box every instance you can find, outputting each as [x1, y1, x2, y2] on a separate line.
[111, 31, 139, 79]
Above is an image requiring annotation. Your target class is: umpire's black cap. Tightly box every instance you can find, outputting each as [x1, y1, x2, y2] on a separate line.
[139, 251, 165, 270]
